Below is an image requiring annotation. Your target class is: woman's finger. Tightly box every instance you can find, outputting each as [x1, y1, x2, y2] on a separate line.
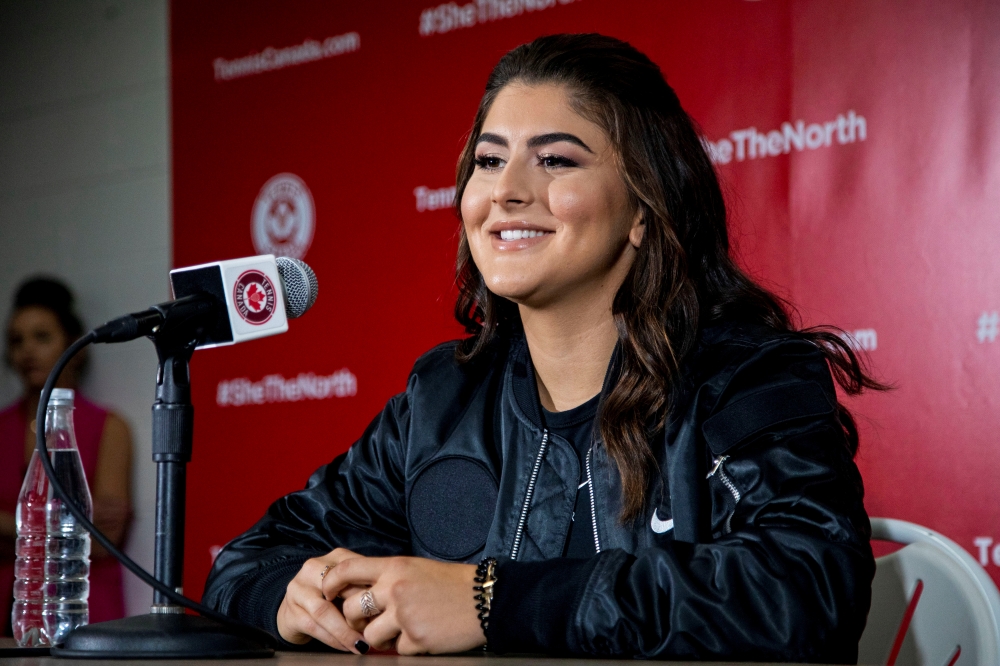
[395, 632, 423, 656]
[339, 583, 368, 600]
[362, 607, 402, 652]
[321, 555, 387, 600]
[328, 547, 362, 563]
[278, 558, 368, 653]
[298, 592, 366, 653]
[340, 589, 366, 629]
[278, 589, 349, 651]
[286, 599, 350, 652]
[309, 551, 363, 601]
[276, 595, 312, 646]
[340, 586, 385, 631]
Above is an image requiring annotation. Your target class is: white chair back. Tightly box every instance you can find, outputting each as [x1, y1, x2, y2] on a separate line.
[859, 518, 1000, 665]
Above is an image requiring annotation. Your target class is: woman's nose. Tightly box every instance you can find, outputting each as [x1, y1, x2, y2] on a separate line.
[491, 157, 533, 208]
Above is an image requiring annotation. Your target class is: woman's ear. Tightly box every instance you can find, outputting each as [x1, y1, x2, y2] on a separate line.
[628, 208, 645, 248]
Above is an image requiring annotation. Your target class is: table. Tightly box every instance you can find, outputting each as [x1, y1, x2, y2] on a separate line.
[0, 639, 810, 665]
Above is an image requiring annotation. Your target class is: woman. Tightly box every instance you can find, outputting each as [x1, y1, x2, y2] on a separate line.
[0, 278, 133, 634]
[204, 34, 883, 662]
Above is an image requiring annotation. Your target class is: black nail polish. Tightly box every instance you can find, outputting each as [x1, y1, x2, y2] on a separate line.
[355, 639, 370, 655]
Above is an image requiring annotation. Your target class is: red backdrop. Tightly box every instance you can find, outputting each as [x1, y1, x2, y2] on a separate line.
[170, 0, 1000, 602]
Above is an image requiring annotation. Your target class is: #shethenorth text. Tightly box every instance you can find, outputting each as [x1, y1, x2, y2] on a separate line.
[703, 111, 867, 164]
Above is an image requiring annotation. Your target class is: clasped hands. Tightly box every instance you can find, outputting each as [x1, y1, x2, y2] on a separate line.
[276, 548, 484, 655]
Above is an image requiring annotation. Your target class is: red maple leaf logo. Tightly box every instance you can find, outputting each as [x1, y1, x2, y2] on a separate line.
[246, 283, 266, 312]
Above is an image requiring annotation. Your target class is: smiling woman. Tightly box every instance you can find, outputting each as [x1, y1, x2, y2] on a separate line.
[203, 34, 887, 662]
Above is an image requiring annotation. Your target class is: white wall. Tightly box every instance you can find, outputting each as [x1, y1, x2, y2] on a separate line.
[0, 0, 170, 617]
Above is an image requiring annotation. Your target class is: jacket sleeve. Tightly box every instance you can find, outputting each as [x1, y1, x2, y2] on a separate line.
[486, 338, 875, 663]
[201, 389, 412, 641]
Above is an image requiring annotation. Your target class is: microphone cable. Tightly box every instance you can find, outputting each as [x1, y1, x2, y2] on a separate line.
[33, 331, 277, 649]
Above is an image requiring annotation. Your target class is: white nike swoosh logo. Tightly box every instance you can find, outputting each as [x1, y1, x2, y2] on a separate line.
[650, 510, 674, 534]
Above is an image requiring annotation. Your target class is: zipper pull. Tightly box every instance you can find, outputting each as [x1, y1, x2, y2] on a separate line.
[706, 454, 729, 479]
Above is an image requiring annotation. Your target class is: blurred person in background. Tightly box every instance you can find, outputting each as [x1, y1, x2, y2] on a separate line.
[0, 277, 133, 635]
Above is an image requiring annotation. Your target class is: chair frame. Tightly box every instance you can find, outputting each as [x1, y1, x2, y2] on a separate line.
[867, 517, 1000, 665]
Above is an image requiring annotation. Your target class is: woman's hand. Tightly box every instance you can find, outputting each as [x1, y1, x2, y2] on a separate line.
[276, 548, 369, 652]
[324, 554, 484, 655]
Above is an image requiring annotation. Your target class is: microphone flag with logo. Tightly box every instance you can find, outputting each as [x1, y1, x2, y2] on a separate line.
[91, 255, 318, 348]
[170, 254, 318, 348]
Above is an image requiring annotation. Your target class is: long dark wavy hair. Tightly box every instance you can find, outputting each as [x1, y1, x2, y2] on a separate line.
[453, 34, 886, 522]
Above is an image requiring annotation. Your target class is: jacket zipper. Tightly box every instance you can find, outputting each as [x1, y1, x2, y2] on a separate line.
[510, 429, 549, 561]
[707, 454, 741, 534]
[585, 446, 601, 553]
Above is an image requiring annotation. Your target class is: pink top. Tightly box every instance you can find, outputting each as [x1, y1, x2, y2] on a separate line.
[0, 395, 125, 635]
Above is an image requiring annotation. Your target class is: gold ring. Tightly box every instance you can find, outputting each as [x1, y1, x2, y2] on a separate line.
[320, 564, 334, 580]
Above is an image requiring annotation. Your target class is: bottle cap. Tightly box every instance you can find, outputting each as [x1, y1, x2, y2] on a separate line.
[47, 388, 75, 406]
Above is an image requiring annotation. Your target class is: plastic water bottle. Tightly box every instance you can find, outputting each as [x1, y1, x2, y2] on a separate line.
[12, 388, 93, 646]
[42, 388, 93, 645]
[12, 407, 49, 647]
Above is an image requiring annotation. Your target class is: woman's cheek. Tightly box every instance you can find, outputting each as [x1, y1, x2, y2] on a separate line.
[43, 343, 63, 366]
[460, 178, 491, 228]
[546, 178, 591, 228]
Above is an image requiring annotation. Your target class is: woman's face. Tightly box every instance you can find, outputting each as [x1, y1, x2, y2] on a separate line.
[461, 83, 642, 310]
[6, 306, 71, 392]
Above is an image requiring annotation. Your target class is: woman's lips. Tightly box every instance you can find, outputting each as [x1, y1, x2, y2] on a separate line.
[489, 227, 553, 251]
[497, 228, 545, 241]
[490, 230, 552, 252]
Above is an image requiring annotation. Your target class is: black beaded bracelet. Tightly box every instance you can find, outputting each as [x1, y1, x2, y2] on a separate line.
[474, 556, 498, 648]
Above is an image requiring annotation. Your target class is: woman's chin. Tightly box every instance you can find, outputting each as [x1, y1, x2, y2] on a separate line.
[485, 282, 566, 311]
[24, 372, 51, 392]
[481, 280, 532, 305]
[485, 287, 528, 305]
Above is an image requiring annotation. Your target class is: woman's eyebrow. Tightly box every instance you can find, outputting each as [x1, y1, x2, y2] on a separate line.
[527, 132, 593, 153]
[476, 132, 507, 147]
[474, 131, 594, 153]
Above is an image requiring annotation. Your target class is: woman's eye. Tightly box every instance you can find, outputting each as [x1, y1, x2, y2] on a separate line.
[474, 155, 504, 171]
[538, 154, 577, 169]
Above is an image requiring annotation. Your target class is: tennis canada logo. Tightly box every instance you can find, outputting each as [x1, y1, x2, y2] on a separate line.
[251, 173, 315, 260]
[233, 270, 276, 325]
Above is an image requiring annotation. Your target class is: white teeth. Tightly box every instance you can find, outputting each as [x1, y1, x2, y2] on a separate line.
[499, 229, 545, 241]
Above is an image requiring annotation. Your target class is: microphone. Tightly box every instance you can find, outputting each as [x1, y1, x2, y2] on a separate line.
[93, 255, 318, 347]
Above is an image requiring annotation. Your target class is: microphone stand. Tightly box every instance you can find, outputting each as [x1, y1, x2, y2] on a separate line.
[54, 316, 273, 657]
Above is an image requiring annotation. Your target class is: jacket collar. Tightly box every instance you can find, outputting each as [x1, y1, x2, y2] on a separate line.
[509, 336, 544, 428]
[507, 333, 623, 432]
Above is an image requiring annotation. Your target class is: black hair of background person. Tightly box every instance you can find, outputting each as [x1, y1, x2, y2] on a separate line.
[5, 277, 87, 371]
[453, 33, 890, 522]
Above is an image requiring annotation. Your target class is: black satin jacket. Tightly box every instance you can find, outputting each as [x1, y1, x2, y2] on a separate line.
[203, 322, 874, 663]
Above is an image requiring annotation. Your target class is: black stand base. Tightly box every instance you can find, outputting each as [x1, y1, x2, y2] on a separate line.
[50, 614, 274, 659]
